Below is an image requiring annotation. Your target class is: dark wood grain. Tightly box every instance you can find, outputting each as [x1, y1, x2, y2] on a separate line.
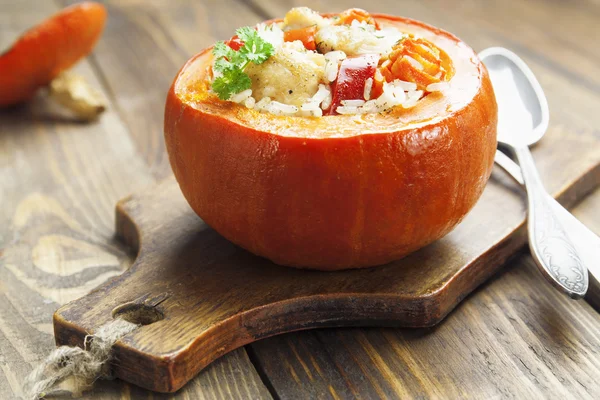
[249, 254, 600, 399]
[53, 100, 600, 392]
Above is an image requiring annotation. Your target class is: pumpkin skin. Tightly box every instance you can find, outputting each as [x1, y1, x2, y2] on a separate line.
[164, 14, 497, 270]
[0, 2, 107, 107]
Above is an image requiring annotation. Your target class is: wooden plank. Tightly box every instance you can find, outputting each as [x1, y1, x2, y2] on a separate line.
[249, 245, 600, 399]
[0, 0, 271, 398]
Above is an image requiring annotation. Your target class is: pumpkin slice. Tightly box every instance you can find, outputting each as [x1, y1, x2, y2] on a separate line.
[164, 14, 497, 270]
[0, 1, 107, 120]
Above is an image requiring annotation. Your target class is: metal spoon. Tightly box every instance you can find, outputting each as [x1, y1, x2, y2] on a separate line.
[494, 150, 600, 301]
[479, 47, 588, 298]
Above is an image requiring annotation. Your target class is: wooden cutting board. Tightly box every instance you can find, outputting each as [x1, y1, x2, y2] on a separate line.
[53, 127, 600, 393]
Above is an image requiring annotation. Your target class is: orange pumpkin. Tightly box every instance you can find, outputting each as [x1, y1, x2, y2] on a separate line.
[164, 14, 497, 270]
[0, 2, 107, 107]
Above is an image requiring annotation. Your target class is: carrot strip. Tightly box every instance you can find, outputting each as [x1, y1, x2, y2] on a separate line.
[283, 26, 317, 51]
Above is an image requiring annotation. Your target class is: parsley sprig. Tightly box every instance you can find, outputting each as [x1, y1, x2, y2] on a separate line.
[212, 27, 274, 100]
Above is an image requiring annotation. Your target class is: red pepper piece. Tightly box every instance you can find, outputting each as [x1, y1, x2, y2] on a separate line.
[328, 54, 379, 115]
[226, 35, 244, 51]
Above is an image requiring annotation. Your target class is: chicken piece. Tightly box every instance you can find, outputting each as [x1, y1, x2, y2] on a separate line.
[245, 41, 326, 106]
[283, 7, 330, 30]
[315, 24, 379, 56]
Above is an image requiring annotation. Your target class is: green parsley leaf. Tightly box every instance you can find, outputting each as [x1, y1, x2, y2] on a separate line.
[211, 26, 275, 100]
[235, 27, 256, 43]
[212, 68, 252, 100]
[213, 57, 234, 73]
[236, 27, 274, 65]
[212, 41, 234, 60]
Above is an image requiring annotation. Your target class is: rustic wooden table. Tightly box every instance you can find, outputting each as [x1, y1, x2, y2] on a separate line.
[2, 0, 600, 398]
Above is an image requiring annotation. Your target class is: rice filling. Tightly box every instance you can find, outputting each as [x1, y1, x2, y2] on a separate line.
[209, 7, 454, 117]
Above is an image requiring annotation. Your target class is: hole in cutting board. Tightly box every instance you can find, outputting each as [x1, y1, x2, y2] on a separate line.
[112, 302, 164, 325]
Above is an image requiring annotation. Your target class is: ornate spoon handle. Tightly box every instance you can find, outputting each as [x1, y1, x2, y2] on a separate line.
[514, 145, 588, 298]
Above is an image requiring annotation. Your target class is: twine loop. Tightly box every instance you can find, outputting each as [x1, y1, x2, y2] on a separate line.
[23, 318, 139, 399]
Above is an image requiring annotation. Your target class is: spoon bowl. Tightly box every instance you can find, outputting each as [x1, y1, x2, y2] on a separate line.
[479, 47, 548, 147]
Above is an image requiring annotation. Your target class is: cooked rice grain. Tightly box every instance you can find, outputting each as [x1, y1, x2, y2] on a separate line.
[426, 82, 448, 92]
[230, 89, 252, 103]
[364, 77, 373, 100]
